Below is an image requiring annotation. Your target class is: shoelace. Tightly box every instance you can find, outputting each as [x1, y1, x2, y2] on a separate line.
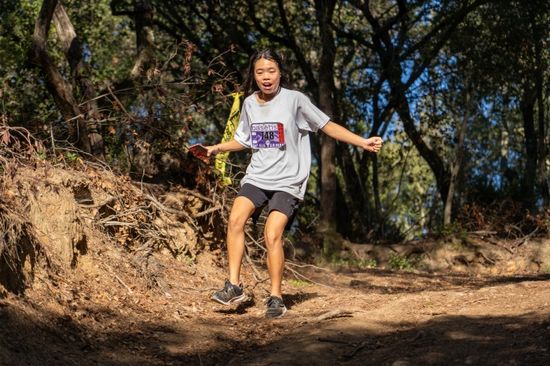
[221, 282, 233, 295]
[266, 296, 282, 307]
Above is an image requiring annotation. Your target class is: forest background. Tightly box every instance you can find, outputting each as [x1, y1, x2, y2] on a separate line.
[1, 0, 550, 249]
[2, 3, 550, 364]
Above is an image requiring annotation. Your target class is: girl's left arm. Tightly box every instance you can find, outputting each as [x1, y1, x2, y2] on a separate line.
[321, 121, 383, 153]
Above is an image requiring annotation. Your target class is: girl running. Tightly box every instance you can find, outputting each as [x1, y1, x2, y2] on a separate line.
[207, 49, 383, 318]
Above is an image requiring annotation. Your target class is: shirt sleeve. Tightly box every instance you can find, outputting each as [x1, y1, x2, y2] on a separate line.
[295, 92, 331, 132]
[234, 103, 251, 148]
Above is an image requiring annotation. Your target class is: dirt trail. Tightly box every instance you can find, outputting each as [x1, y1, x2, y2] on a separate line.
[1, 251, 549, 366]
[222, 271, 550, 366]
[1, 165, 549, 365]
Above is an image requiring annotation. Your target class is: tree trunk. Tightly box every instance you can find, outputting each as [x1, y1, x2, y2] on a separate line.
[520, 81, 537, 209]
[444, 81, 471, 225]
[315, 0, 339, 236]
[390, 77, 450, 206]
[534, 36, 548, 207]
[131, 0, 155, 79]
[31, 0, 92, 154]
[336, 142, 370, 239]
[53, 3, 104, 159]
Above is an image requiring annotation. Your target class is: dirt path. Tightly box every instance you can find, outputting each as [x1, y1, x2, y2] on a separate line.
[221, 271, 550, 366]
[2, 255, 549, 366]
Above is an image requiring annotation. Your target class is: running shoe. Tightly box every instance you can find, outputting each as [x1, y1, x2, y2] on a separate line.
[265, 295, 287, 318]
[211, 280, 246, 305]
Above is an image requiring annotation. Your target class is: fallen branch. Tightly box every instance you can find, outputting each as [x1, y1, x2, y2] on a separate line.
[144, 192, 198, 230]
[483, 237, 515, 254]
[468, 230, 497, 236]
[194, 205, 222, 218]
[178, 187, 216, 204]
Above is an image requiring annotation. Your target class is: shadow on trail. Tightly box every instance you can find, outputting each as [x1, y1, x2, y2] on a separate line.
[1, 294, 549, 366]
[326, 268, 550, 295]
[214, 296, 256, 315]
[212, 291, 320, 314]
[0, 301, 198, 366]
[284, 292, 319, 310]
[226, 312, 550, 366]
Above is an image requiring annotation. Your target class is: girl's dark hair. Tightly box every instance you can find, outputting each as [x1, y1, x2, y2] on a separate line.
[242, 49, 289, 97]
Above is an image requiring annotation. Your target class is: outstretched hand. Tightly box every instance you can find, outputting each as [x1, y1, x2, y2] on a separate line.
[364, 136, 383, 153]
[204, 145, 220, 157]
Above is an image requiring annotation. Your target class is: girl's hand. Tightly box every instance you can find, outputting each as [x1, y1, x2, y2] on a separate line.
[205, 145, 221, 156]
[363, 136, 383, 153]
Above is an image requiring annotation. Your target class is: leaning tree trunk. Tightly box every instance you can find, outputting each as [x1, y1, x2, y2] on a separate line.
[52, 3, 104, 159]
[444, 79, 471, 225]
[31, 0, 104, 158]
[390, 76, 451, 206]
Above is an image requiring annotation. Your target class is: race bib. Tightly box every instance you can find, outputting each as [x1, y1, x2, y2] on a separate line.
[251, 122, 285, 149]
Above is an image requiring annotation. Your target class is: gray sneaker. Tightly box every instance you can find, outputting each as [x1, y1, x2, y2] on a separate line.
[265, 295, 287, 318]
[211, 280, 246, 305]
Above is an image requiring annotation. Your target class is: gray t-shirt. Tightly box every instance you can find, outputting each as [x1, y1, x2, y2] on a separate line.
[234, 88, 330, 199]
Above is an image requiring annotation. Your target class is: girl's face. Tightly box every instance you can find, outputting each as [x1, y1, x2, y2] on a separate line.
[254, 57, 281, 98]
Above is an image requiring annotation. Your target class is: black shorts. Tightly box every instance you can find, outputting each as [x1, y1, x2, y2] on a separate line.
[237, 183, 301, 230]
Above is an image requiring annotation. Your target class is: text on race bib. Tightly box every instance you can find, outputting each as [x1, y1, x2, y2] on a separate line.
[251, 122, 285, 149]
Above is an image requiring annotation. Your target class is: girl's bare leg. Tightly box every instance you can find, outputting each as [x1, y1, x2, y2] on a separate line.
[227, 196, 256, 285]
[264, 210, 289, 297]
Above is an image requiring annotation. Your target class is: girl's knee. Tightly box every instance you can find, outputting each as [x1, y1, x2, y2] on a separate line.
[264, 230, 283, 250]
[228, 213, 247, 232]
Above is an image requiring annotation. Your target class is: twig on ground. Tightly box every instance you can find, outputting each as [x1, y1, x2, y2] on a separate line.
[178, 187, 216, 205]
[286, 260, 331, 272]
[315, 309, 353, 322]
[317, 337, 352, 345]
[102, 263, 134, 295]
[477, 250, 496, 265]
[317, 336, 367, 360]
[244, 251, 265, 282]
[512, 227, 539, 249]
[468, 230, 498, 236]
[144, 192, 198, 230]
[194, 205, 222, 218]
[286, 265, 335, 289]
[483, 237, 515, 254]
[342, 341, 368, 360]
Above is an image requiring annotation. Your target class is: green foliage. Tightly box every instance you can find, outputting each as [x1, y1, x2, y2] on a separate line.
[36, 150, 47, 161]
[65, 0, 135, 83]
[350, 257, 377, 269]
[328, 256, 378, 270]
[377, 131, 436, 240]
[1, 1, 56, 132]
[321, 240, 379, 269]
[388, 253, 416, 271]
[64, 151, 79, 164]
[2, 0, 550, 243]
[435, 223, 468, 242]
[288, 279, 311, 288]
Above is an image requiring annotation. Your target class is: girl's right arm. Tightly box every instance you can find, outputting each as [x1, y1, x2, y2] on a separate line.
[205, 139, 247, 156]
